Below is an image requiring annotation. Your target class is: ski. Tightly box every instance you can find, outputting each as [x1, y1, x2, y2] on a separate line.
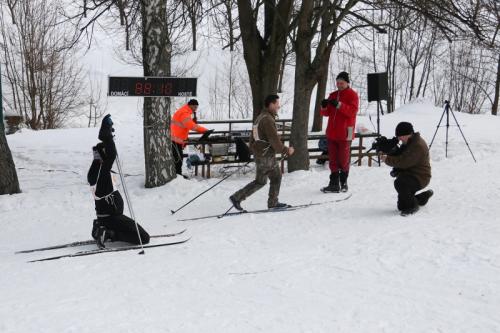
[178, 194, 352, 221]
[16, 229, 187, 254]
[28, 238, 191, 263]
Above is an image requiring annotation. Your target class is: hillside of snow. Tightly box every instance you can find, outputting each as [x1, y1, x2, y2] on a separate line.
[1, 100, 500, 332]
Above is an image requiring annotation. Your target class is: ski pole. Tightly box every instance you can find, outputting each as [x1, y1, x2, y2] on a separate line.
[171, 161, 251, 215]
[116, 153, 145, 255]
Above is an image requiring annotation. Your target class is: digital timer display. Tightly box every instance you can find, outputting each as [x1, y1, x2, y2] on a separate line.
[108, 76, 197, 97]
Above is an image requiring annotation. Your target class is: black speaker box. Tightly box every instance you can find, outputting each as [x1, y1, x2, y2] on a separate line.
[367, 72, 388, 101]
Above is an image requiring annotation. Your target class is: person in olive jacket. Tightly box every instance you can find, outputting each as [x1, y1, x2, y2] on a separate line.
[229, 94, 295, 211]
[380, 122, 433, 216]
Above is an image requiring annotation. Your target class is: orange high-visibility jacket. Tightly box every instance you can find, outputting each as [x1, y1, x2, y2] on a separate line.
[171, 104, 207, 146]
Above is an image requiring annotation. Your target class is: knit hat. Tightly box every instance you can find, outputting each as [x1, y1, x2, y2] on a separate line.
[395, 122, 414, 136]
[336, 71, 350, 83]
[188, 99, 199, 106]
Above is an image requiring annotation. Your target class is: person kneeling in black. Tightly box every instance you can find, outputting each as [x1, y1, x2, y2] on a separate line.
[87, 115, 150, 247]
[379, 122, 433, 216]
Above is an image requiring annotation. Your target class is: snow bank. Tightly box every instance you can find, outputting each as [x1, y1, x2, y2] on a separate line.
[1, 101, 499, 332]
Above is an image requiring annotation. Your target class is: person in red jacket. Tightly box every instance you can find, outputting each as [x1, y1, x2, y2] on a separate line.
[320, 72, 359, 193]
[171, 99, 212, 177]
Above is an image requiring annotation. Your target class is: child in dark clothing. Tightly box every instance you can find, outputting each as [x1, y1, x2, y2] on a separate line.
[87, 115, 150, 248]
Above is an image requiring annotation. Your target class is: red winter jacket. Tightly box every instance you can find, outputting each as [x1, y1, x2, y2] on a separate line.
[320, 87, 359, 141]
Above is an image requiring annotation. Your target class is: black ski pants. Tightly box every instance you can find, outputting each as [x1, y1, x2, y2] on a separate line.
[99, 215, 150, 245]
[172, 142, 184, 175]
[394, 174, 422, 212]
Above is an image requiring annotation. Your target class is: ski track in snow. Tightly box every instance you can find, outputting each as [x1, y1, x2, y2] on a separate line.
[1, 101, 500, 332]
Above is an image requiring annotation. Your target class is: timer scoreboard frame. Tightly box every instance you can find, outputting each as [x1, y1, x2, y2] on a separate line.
[108, 76, 197, 97]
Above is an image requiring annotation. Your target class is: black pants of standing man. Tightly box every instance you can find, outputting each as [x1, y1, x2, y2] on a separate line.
[172, 142, 184, 175]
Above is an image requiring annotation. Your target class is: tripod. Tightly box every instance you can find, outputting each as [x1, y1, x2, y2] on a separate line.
[429, 100, 476, 162]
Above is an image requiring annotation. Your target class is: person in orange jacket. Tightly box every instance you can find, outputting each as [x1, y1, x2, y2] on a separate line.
[171, 99, 212, 176]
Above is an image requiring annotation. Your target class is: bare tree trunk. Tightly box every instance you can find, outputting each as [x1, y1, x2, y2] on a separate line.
[288, 0, 343, 172]
[0, 129, 21, 195]
[277, 51, 287, 93]
[226, 1, 235, 51]
[312, 70, 327, 132]
[190, 7, 197, 51]
[421, 58, 432, 97]
[0, 58, 20, 194]
[493, 53, 500, 115]
[88, 104, 92, 127]
[228, 51, 234, 118]
[237, 0, 293, 118]
[290, 67, 316, 172]
[409, 65, 416, 100]
[141, 0, 176, 187]
[416, 30, 436, 98]
[387, 26, 399, 113]
[191, 15, 196, 51]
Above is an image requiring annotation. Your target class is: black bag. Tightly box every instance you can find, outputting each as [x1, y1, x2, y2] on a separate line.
[235, 137, 251, 162]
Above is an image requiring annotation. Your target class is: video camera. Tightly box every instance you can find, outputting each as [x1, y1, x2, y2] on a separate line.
[371, 136, 400, 155]
[372, 136, 404, 178]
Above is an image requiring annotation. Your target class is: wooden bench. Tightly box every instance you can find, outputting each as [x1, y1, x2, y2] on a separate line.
[308, 147, 379, 167]
[184, 135, 252, 178]
[184, 120, 379, 177]
[185, 118, 292, 178]
[305, 133, 379, 166]
[196, 118, 292, 136]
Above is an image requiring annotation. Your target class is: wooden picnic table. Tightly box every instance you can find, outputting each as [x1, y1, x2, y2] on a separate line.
[185, 123, 379, 178]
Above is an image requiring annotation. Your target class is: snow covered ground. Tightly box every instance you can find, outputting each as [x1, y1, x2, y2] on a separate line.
[1, 100, 500, 332]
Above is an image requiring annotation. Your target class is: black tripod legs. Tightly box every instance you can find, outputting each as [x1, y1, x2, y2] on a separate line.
[429, 101, 476, 163]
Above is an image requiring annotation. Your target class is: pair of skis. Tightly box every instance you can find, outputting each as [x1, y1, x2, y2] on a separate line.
[22, 194, 352, 261]
[178, 194, 352, 221]
[18, 229, 189, 263]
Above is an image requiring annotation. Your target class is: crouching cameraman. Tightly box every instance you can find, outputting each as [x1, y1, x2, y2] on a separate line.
[379, 122, 433, 216]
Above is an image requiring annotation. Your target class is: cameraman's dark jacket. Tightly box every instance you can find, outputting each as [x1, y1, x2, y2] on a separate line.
[384, 132, 431, 188]
[249, 109, 288, 158]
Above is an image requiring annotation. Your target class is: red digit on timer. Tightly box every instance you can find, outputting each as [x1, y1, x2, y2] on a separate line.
[135, 82, 143, 95]
[161, 83, 172, 95]
[144, 82, 152, 95]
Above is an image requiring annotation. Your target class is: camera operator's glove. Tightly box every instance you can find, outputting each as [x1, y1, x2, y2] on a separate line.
[321, 99, 329, 108]
[98, 114, 115, 142]
[330, 99, 339, 108]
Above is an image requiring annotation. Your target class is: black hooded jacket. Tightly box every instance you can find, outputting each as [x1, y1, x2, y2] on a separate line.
[87, 139, 124, 216]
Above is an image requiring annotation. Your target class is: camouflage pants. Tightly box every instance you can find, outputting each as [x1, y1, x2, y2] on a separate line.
[231, 156, 282, 208]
